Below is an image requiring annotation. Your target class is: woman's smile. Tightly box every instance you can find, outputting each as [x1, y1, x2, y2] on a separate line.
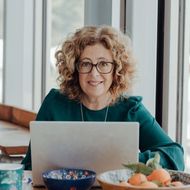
[87, 80, 104, 86]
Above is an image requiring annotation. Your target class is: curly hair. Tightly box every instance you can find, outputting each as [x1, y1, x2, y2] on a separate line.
[55, 25, 136, 103]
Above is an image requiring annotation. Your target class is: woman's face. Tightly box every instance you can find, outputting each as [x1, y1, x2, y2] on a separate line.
[78, 43, 113, 100]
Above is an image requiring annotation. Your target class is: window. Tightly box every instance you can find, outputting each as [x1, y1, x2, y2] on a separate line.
[0, 0, 4, 102]
[184, 1, 190, 172]
[187, 67, 190, 172]
[177, 0, 190, 172]
[46, 0, 84, 93]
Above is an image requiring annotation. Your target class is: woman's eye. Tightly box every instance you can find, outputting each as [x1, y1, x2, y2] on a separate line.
[81, 62, 91, 67]
[99, 61, 108, 67]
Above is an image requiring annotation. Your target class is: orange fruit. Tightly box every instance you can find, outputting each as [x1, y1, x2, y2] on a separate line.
[139, 181, 158, 188]
[171, 181, 184, 187]
[147, 168, 171, 186]
[128, 173, 147, 185]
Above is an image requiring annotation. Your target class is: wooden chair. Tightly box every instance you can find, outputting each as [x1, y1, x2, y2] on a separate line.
[0, 104, 36, 156]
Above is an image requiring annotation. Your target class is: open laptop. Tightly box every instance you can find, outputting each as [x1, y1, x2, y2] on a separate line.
[30, 121, 139, 187]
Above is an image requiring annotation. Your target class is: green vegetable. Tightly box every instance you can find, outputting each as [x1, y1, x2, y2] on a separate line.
[123, 152, 162, 176]
[122, 162, 153, 175]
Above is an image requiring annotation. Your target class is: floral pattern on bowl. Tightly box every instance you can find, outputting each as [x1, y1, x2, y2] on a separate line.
[43, 168, 95, 180]
[42, 168, 96, 190]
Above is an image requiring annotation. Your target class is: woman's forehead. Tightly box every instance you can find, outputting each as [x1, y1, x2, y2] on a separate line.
[80, 43, 113, 60]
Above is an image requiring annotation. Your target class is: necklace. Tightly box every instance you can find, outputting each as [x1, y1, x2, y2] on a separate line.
[80, 103, 109, 122]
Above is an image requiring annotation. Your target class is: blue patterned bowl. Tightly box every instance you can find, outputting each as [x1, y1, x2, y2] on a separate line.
[42, 168, 96, 190]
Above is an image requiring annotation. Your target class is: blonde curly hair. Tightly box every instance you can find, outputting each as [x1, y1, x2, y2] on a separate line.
[55, 25, 136, 103]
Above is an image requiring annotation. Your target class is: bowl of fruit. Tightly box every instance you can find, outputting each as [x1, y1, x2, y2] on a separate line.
[97, 153, 190, 190]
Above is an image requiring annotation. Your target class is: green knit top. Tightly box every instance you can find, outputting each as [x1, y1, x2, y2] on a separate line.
[22, 89, 184, 171]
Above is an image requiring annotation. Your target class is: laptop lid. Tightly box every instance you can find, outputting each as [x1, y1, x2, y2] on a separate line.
[30, 121, 139, 186]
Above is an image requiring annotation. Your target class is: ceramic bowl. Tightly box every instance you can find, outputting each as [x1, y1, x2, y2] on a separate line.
[97, 169, 190, 190]
[42, 168, 96, 190]
[0, 163, 23, 190]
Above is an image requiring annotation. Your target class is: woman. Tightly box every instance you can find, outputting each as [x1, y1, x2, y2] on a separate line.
[22, 25, 184, 171]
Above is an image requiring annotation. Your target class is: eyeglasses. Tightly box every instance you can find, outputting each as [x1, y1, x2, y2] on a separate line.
[76, 60, 114, 74]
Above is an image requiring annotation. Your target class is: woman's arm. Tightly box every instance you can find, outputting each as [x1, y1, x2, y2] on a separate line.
[139, 143, 184, 170]
[127, 97, 184, 171]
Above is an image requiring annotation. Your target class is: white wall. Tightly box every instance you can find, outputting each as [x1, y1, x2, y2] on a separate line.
[126, 0, 158, 116]
[162, 0, 179, 139]
[85, 0, 112, 26]
[84, 0, 120, 29]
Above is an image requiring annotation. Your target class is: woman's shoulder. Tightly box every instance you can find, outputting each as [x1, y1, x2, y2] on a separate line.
[46, 88, 62, 97]
[116, 95, 143, 112]
[118, 95, 142, 105]
[116, 95, 153, 121]
[43, 88, 71, 104]
[36, 88, 74, 119]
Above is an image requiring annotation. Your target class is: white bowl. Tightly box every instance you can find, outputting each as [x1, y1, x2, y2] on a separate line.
[97, 169, 190, 190]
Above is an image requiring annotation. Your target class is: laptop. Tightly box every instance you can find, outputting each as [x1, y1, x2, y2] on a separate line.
[30, 121, 139, 187]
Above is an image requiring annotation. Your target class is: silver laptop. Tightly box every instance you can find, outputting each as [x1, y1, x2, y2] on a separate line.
[30, 121, 139, 186]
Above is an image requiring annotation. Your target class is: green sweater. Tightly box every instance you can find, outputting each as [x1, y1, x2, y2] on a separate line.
[22, 89, 184, 171]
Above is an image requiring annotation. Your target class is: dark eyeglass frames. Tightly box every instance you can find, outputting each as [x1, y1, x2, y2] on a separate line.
[76, 60, 114, 74]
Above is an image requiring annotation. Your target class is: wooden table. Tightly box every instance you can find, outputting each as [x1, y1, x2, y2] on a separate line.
[0, 120, 30, 155]
[23, 171, 102, 190]
[0, 103, 36, 156]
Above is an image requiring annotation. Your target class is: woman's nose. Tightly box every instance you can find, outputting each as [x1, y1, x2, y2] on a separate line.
[89, 65, 100, 76]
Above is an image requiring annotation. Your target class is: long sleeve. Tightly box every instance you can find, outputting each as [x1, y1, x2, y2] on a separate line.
[21, 143, 32, 170]
[127, 97, 184, 171]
